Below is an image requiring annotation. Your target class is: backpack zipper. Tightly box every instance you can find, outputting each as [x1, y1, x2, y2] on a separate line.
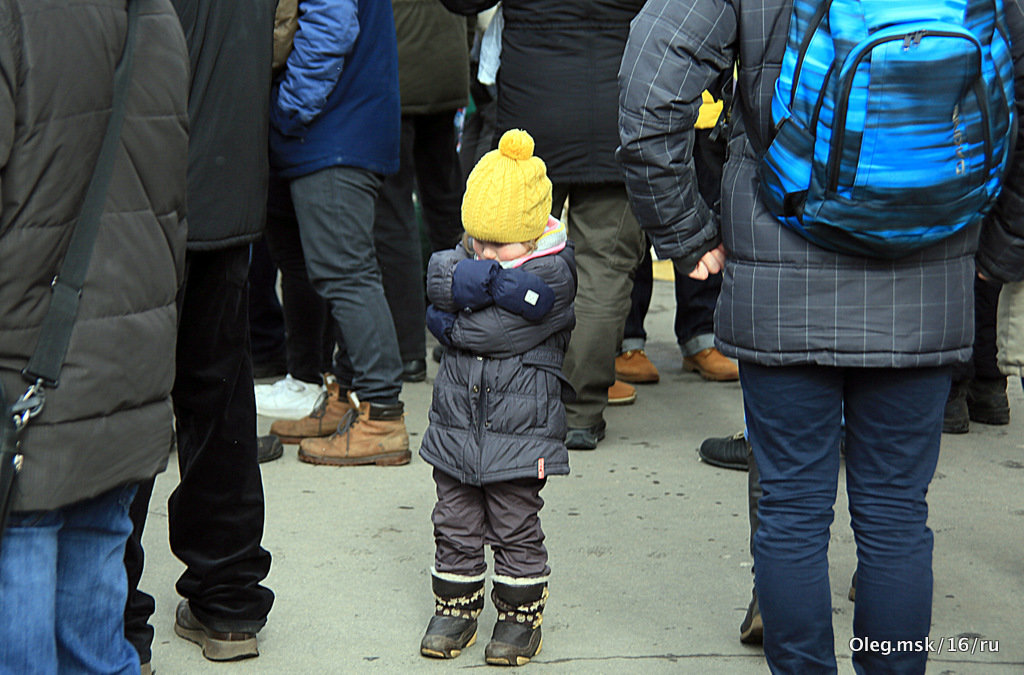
[826, 30, 989, 193]
[789, 0, 836, 111]
[808, 61, 837, 135]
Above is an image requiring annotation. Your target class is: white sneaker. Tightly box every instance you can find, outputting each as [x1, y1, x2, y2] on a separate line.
[254, 375, 325, 419]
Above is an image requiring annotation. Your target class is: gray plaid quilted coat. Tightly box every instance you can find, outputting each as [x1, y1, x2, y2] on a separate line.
[618, 0, 1024, 368]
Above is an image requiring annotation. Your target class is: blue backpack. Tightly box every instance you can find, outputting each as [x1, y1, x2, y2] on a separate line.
[759, 0, 1016, 259]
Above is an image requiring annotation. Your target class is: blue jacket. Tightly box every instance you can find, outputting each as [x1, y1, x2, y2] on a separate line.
[420, 244, 577, 485]
[269, 0, 400, 178]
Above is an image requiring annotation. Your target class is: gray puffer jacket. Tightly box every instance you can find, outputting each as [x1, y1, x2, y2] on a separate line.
[0, 0, 188, 511]
[419, 244, 576, 485]
[618, 0, 1024, 369]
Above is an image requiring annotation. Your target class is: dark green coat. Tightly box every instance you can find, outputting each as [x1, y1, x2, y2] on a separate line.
[0, 0, 189, 510]
[393, 0, 469, 114]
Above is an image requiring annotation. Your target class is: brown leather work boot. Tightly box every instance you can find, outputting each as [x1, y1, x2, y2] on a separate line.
[269, 377, 353, 444]
[615, 349, 660, 384]
[298, 395, 411, 466]
[683, 347, 739, 382]
[607, 379, 637, 406]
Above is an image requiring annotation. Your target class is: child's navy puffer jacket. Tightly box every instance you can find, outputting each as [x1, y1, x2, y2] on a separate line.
[420, 244, 577, 485]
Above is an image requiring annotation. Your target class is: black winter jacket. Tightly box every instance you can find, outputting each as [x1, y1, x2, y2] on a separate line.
[618, 0, 1024, 368]
[0, 0, 189, 510]
[440, 0, 645, 184]
[172, 0, 274, 249]
[420, 244, 576, 485]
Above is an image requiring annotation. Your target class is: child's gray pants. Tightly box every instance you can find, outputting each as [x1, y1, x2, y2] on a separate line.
[431, 467, 549, 579]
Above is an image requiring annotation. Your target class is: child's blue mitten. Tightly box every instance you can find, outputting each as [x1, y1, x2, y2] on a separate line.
[489, 268, 555, 321]
[452, 259, 499, 311]
[426, 305, 457, 346]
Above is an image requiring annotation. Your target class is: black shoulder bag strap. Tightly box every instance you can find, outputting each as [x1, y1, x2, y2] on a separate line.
[0, 0, 140, 549]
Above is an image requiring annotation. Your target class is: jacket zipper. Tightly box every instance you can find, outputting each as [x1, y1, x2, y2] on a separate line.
[826, 30, 989, 193]
[476, 358, 486, 481]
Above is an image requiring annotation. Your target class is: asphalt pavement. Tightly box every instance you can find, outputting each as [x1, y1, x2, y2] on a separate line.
[143, 278, 1024, 674]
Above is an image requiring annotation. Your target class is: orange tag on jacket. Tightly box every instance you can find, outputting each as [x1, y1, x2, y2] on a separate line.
[538, 458, 545, 479]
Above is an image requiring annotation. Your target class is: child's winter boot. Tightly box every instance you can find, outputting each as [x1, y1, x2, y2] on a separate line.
[420, 570, 485, 659]
[485, 576, 548, 666]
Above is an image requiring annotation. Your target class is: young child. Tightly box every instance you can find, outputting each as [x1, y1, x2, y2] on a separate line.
[418, 129, 576, 666]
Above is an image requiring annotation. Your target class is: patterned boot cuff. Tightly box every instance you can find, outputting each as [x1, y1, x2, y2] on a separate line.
[431, 570, 486, 620]
[492, 583, 548, 630]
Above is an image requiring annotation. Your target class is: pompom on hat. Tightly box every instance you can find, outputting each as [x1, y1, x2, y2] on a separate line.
[462, 129, 552, 244]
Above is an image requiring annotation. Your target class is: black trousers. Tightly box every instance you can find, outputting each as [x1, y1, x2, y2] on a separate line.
[265, 173, 335, 384]
[246, 237, 286, 368]
[397, 112, 464, 254]
[459, 95, 498, 184]
[124, 247, 274, 660]
[952, 276, 1003, 383]
[373, 113, 459, 363]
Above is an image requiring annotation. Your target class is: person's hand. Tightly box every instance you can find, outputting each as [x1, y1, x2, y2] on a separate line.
[687, 244, 726, 280]
[978, 271, 990, 282]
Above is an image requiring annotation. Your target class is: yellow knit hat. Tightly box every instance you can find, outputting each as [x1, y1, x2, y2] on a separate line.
[462, 129, 552, 244]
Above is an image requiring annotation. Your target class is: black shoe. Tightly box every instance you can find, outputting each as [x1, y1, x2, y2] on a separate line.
[256, 435, 283, 463]
[402, 359, 427, 383]
[739, 587, 762, 645]
[698, 432, 751, 471]
[943, 380, 969, 434]
[967, 377, 1010, 425]
[565, 420, 606, 450]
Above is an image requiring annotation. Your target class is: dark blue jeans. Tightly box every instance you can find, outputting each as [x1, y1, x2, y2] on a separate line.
[741, 362, 949, 675]
[290, 166, 403, 404]
[2, 484, 139, 674]
[624, 245, 719, 356]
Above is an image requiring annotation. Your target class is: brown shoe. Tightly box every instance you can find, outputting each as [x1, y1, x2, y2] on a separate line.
[298, 395, 411, 466]
[269, 377, 353, 444]
[607, 380, 637, 406]
[683, 347, 739, 382]
[615, 349, 660, 384]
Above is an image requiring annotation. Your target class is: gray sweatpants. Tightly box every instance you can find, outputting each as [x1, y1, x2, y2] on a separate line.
[431, 468, 549, 579]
